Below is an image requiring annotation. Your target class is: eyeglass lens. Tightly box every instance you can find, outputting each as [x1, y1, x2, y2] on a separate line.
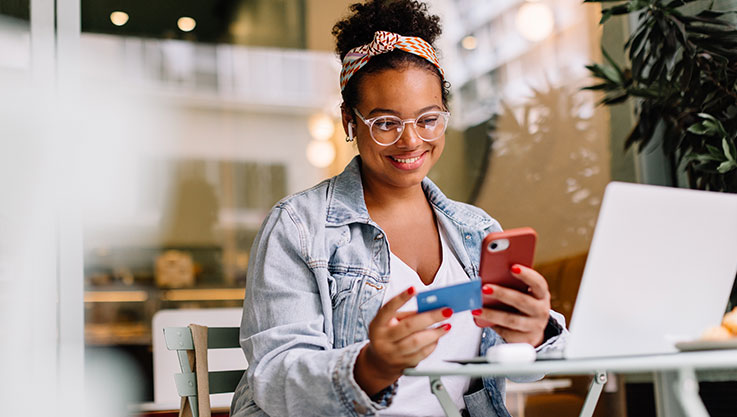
[371, 113, 447, 144]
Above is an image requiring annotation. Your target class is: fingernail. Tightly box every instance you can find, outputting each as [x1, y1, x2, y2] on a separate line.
[407, 286, 415, 296]
[471, 309, 483, 316]
[442, 308, 453, 318]
[441, 323, 452, 331]
[482, 285, 494, 295]
[511, 265, 522, 274]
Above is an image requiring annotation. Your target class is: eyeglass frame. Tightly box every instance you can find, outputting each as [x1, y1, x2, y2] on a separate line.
[352, 108, 451, 146]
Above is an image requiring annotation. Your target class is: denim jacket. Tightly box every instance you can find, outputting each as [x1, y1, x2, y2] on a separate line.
[231, 156, 568, 417]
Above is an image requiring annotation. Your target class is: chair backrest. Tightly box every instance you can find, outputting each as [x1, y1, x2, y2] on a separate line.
[152, 308, 245, 407]
[164, 326, 245, 417]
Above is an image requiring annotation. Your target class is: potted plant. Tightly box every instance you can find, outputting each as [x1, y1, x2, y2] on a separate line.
[585, 3, 737, 410]
[584, 0, 737, 192]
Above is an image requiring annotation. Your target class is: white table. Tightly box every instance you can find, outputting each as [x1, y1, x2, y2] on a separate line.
[404, 349, 737, 417]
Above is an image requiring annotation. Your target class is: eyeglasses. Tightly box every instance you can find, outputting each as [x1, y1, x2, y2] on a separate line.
[353, 108, 450, 146]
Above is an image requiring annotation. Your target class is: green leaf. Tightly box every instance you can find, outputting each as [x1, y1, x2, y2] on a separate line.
[724, 138, 736, 162]
[687, 26, 737, 37]
[697, 113, 718, 122]
[679, 14, 723, 24]
[624, 122, 643, 149]
[627, 0, 650, 12]
[629, 87, 662, 99]
[631, 23, 657, 79]
[602, 92, 629, 105]
[582, 82, 615, 91]
[600, 4, 631, 24]
[600, 8, 614, 24]
[693, 154, 721, 163]
[697, 113, 728, 137]
[601, 65, 623, 83]
[669, 16, 689, 48]
[665, 0, 703, 7]
[717, 160, 737, 173]
[706, 144, 723, 159]
[585, 63, 611, 80]
[601, 47, 624, 76]
[687, 122, 709, 135]
[703, 120, 720, 132]
[694, 8, 737, 21]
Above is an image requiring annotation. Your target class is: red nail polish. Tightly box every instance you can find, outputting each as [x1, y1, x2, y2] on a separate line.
[471, 309, 483, 316]
[442, 308, 453, 318]
[511, 265, 522, 274]
[482, 285, 494, 295]
[407, 286, 415, 296]
[441, 323, 452, 331]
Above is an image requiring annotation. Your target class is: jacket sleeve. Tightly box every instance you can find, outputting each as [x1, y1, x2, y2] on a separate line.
[507, 310, 569, 383]
[236, 204, 388, 417]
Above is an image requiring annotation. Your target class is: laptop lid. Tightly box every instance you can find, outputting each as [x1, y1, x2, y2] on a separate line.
[566, 182, 737, 359]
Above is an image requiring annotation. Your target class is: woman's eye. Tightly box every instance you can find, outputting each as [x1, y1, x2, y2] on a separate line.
[375, 119, 400, 131]
[418, 116, 439, 127]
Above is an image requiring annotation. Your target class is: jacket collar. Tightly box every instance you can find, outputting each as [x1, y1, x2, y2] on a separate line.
[326, 155, 491, 229]
[325, 156, 372, 226]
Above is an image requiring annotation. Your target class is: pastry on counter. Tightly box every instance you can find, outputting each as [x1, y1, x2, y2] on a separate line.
[699, 307, 737, 341]
[721, 307, 737, 334]
[701, 325, 735, 341]
[155, 250, 195, 288]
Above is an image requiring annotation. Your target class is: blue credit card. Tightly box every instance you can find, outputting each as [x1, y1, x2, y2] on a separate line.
[416, 280, 482, 313]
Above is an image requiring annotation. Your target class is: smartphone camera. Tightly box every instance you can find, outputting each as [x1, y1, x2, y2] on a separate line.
[488, 238, 510, 252]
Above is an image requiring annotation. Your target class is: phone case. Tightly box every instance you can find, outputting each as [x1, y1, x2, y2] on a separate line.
[479, 227, 537, 311]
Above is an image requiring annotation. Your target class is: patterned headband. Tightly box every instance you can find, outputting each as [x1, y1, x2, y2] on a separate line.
[339, 30, 445, 91]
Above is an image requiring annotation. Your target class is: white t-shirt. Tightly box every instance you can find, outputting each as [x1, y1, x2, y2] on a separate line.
[378, 222, 483, 417]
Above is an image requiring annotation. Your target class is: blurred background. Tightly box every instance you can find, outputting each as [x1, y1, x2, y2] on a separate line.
[4, 0, 731, 416]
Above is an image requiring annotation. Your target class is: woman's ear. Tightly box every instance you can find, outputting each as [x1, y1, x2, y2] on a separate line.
[340, 104, 355, 142]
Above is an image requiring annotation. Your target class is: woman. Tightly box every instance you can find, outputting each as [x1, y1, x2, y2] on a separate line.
[230, 1, 567, 416]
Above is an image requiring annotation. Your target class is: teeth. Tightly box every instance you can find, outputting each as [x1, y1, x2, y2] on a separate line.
[392, 156, 421, 164]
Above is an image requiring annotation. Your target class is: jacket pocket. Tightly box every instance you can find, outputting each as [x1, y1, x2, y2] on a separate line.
[327, 270, 363, 348]
[357, 279, 384, 343]
[463, 387, 499, 417]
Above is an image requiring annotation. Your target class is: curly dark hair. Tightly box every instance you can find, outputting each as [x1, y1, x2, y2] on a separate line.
[332, 0, 449, 112]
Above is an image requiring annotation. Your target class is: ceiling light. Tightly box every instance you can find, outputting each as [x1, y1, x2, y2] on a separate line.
[516, 2, 554, 42]
[461, 35, 477, 50]
[306, 140, 336, 168]
[110, 11, 129, 27]
[177, 17, 197, 32]
[308, 114, 335, 142]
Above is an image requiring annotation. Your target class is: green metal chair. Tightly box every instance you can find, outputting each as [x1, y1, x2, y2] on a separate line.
[164, 326, 245, 417]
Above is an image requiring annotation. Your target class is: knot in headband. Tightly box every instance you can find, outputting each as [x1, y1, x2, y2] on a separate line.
[339, 30, 445, 91]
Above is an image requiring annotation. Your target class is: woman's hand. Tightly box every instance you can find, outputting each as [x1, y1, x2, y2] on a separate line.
[354, 286, 452, 396]
[472, 264, 551, 347]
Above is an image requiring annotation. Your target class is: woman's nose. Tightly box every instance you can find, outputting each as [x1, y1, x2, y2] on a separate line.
[395, 122, 422, 148]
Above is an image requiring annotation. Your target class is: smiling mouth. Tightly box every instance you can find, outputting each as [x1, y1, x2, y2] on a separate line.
[389, 155, 422, 164]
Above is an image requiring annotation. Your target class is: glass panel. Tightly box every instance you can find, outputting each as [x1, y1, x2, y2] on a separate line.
[84, 159, 288, 337]
[433, 0, 611, 329]
[77, 2, 340, 403]
[81, 0, 306, 48]
[0, 0, 30, 71]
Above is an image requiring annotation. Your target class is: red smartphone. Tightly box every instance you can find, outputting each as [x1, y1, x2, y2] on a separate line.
[479, 227, 537, 311]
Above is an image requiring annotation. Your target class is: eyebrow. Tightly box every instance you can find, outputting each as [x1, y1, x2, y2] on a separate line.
[367, 105, 443, 117]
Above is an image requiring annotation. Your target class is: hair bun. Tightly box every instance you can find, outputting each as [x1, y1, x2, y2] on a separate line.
[332, 0, 442, 60]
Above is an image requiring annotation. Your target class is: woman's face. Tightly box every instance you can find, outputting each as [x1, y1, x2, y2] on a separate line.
[343, 66, 445, 192]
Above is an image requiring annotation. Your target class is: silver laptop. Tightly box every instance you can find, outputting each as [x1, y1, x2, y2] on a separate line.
[561, 181, 737, 359]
